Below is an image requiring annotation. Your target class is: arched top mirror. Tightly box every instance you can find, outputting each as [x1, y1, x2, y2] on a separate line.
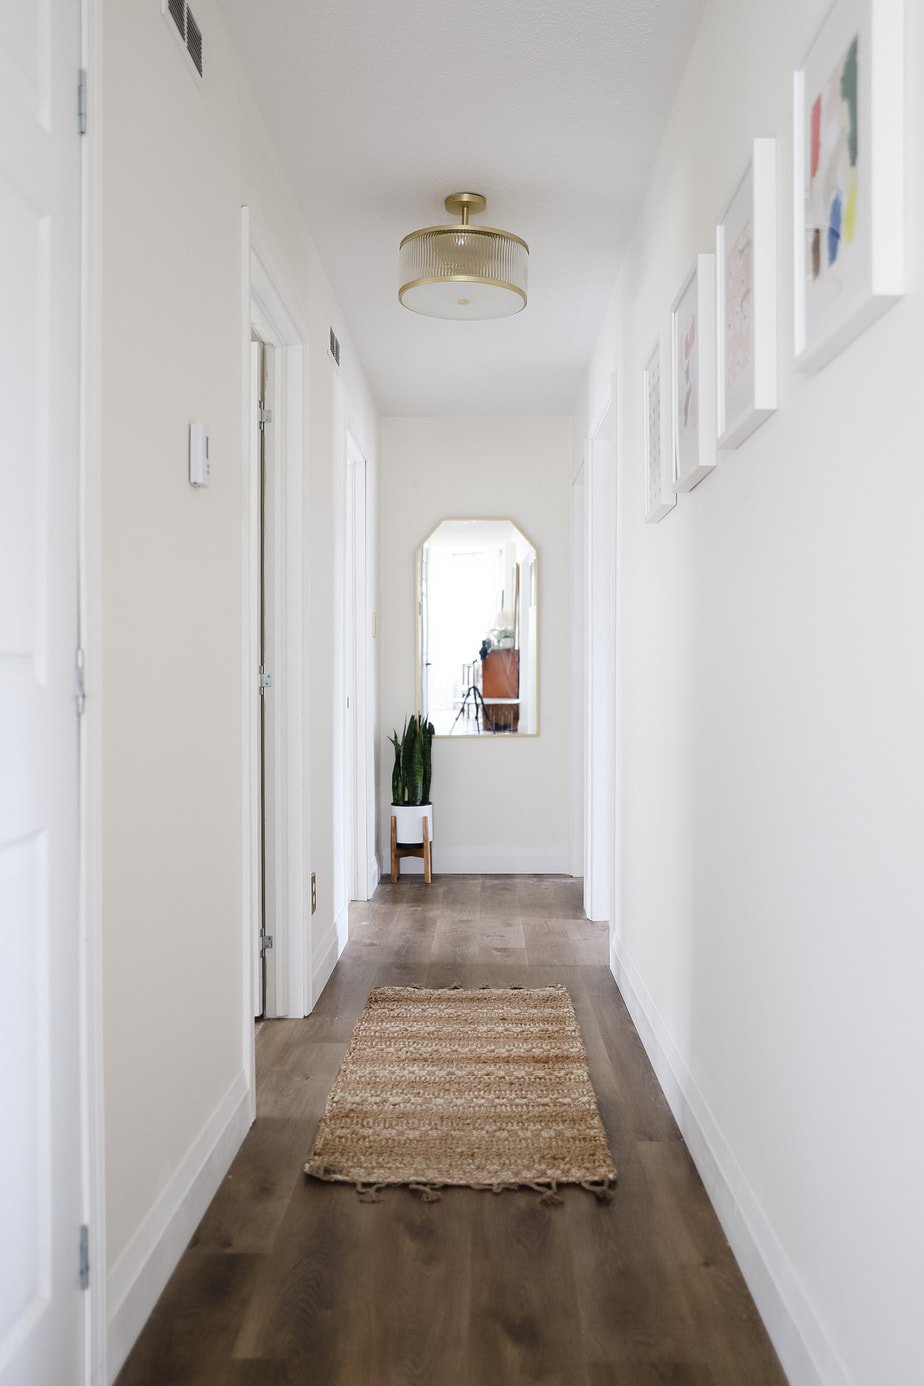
[417, 518, 538, 736]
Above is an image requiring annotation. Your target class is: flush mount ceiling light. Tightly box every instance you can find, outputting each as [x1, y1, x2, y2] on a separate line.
[399, 192, 528, 320]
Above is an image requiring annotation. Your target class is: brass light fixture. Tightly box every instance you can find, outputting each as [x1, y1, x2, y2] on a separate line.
[399, 192, 528, 320]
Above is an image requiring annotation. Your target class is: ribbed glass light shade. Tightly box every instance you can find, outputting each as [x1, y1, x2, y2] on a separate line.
[399, 225, 528, 319]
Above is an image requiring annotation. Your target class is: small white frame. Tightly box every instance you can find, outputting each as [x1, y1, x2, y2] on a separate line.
[793, 0, 904, 372]
[671, 254, 716, 493]
[643, 335, 675, 522]
[716, 139, 778, 448]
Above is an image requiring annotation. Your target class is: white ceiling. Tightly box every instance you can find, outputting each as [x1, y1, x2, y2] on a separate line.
[219, 0, 704, 416]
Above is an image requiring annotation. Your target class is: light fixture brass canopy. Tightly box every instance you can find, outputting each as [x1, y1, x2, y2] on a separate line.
[399, 192, 528, 320]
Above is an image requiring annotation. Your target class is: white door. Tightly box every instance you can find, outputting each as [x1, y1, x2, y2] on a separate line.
[259, 343, 277, 1017]
[0, 2, 85, 1383]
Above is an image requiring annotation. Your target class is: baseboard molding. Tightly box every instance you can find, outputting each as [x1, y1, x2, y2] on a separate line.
[106, 1069, 251, 1382]
[398, 846, 570, 875]
[312, 904, 350, 1008]
[609, 933, 854, 1386]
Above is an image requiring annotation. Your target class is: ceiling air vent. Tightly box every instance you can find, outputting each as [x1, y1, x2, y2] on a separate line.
[163, 0, 204, 78]
[329, 327, 341, 368]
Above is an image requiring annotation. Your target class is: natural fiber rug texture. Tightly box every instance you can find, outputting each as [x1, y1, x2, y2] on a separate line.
[304, 985, 616, 1202]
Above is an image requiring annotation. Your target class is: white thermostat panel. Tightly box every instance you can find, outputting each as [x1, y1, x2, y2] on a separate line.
[189, 422, 210, 488]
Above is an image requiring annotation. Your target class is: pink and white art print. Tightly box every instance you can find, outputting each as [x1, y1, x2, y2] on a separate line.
[671, 255, 716, 493]
[643, 337, 674, 523]
[716, 140, 777, 448]
[793, 0, 903, 371]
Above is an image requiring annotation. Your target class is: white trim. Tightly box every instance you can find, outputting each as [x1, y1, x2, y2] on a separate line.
[584, 375, 617, 923]
[106, 1072, 250, 1384]
[399, 846, 571, 875]
[79, 1, 106, 1380]
[312, 904, 351, 1003]
[609, 931, 855, 1386]
[345, 437, 374, 904]
[242, 208, 310, 1026]
[569, 457, 586, 879]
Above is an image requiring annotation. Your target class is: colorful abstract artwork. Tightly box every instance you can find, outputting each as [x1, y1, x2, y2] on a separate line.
[794, 0, 903, 371]
[807, 36, 859, 292]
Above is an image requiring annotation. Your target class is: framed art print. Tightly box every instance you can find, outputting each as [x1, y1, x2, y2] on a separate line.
[716, 139, 777, 448]
[643, 336, 675, 522]
[671, 254, 716, 493]
[793, 0, 903, 372]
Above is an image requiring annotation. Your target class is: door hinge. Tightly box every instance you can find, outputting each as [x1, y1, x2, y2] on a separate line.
[75, 647, 86, 716]
[79, 1224, 89, 1290]
[78, 69, 87, 135]
[258, 404, 272, 431]
[259, 933, 274, 955]
[259, 665, 272, 693]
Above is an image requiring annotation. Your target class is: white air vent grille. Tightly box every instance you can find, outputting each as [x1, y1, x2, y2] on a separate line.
[163, 0, 204, 78]
[329, 327, 341, 367]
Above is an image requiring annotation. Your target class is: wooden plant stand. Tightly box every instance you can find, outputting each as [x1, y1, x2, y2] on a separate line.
[390, 813, 432, 884]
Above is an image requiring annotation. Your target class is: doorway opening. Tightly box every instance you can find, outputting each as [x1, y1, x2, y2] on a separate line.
[242, 211, 309, 1106]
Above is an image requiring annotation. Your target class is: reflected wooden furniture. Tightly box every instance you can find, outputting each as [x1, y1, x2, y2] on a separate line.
[390, 813, 432, 884]
[482, 649, 519, 731]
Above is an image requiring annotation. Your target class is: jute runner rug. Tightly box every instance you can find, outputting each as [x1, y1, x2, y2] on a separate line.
[304, 985, 616, 1203]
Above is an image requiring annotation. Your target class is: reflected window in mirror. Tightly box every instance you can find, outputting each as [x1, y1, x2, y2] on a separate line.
[417, 519, 538, 736]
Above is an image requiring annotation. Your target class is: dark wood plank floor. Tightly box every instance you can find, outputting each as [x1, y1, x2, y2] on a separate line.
[117, 875, 787, 1386]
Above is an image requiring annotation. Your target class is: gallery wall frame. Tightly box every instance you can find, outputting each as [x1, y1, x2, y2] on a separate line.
[716, 139, 778, 448]
[793, 0, 904, 372]
[671, 254, 716, 493]
[643, 335, 675, 522]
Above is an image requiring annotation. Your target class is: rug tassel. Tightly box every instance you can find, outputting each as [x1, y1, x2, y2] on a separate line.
[581, 1179, 615, 1203]
[409, 1183, 442, 1203]
[356, 1182, 386, 1203]
[529, 1181, 563, 1207]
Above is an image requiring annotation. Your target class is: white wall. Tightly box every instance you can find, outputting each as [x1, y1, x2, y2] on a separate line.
[100, 1, 377, 1374]
[379, 417, 572, 874]
[576, 1, 924, 1383]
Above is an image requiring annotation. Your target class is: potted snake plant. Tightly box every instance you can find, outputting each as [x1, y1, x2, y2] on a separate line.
[388, 714, 435, 843]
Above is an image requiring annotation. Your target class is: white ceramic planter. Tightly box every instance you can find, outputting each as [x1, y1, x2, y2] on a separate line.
[391, 803, 433, 844]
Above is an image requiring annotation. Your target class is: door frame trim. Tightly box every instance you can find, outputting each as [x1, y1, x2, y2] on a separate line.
[583, 373, 618, 926]
[79, 0, 106, 1379]
[241, 209, 309, 1061]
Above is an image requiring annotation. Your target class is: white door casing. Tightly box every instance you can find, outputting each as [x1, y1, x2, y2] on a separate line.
[0, 1, 86, 1381]
[584, 380, 617, 925]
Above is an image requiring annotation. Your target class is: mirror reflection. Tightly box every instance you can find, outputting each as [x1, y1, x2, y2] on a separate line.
[418, 519, 538, 736]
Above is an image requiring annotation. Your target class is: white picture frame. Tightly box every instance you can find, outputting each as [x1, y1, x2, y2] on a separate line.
[671, 254, 716, 493]
[793, 0, 904, 372]
[716, 139, 778, 448]
[643, 336, 675, 523]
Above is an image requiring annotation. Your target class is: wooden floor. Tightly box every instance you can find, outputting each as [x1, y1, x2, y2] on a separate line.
[118, 876, 787, 1386]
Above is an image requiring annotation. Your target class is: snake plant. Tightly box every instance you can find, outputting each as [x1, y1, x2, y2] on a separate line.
[388, 715, 435, 805]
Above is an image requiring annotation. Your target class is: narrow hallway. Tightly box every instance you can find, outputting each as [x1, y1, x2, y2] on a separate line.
[118, 878, 785, 1385]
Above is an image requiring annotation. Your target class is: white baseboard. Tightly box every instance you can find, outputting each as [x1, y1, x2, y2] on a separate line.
[397, 846, 570, 875]
[311, 904, 350, 1008]
[106, 1069, 251, 1383]
[609, 933, 854, 1386]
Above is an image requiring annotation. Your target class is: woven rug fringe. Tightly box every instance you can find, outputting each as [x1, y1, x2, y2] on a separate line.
[304, 1165, 615, 1207]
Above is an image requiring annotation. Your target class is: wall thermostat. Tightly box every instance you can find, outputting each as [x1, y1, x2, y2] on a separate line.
[189, 422, 210, 487]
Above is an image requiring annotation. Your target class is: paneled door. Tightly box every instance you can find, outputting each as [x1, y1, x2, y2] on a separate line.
[0, 1, 85, 1382]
